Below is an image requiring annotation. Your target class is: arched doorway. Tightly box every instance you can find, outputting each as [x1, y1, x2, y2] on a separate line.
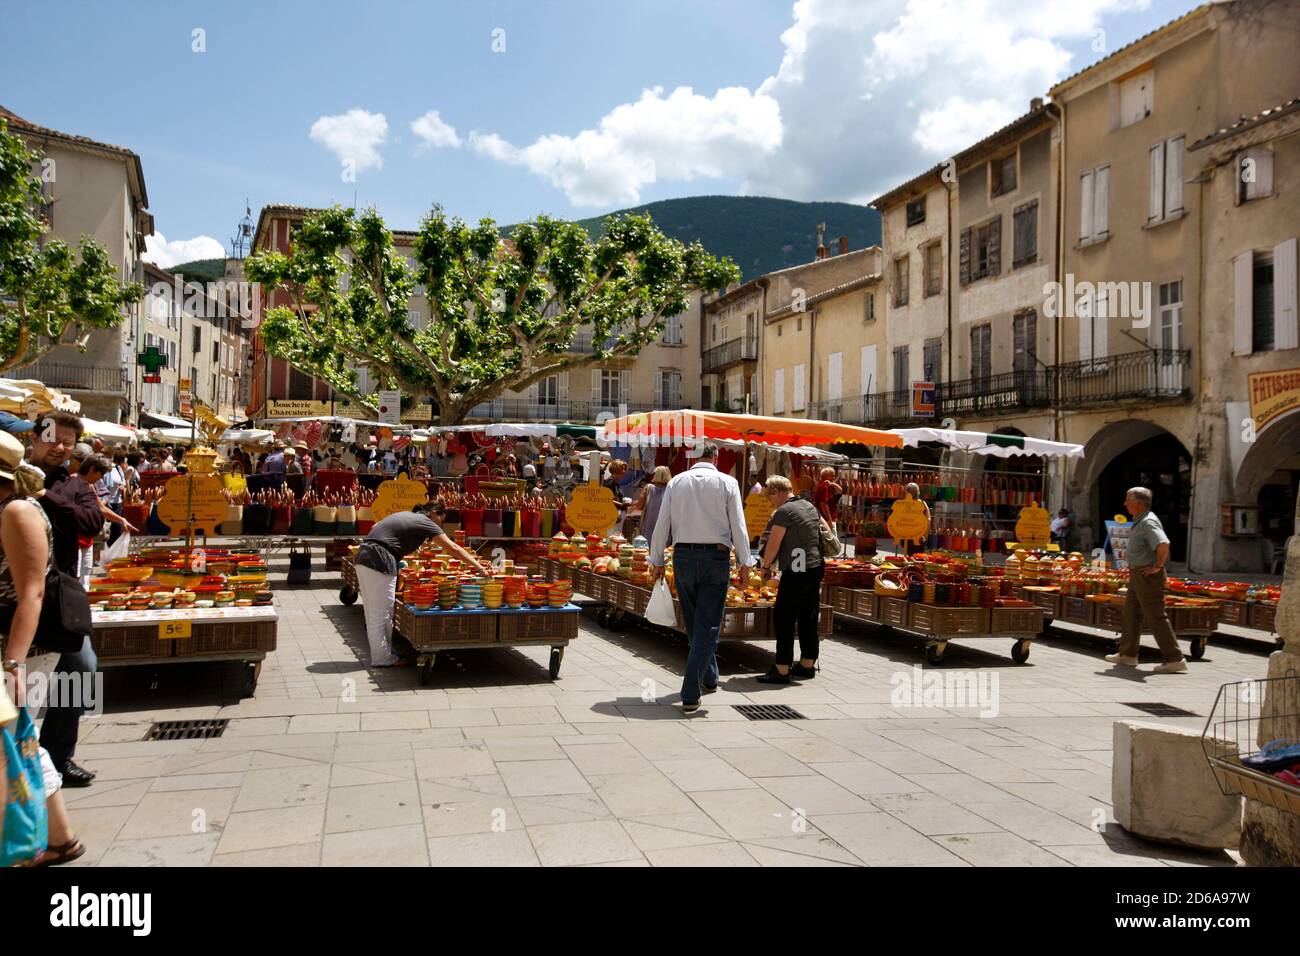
[1235, 408, 1300, 550]
[1097, 433, 1192, 562]
[1073, 421, 1192, 562]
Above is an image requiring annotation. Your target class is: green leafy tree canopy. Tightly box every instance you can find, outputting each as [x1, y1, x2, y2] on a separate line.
[244, 205, 739, 425]
[0, 120, 144, 372]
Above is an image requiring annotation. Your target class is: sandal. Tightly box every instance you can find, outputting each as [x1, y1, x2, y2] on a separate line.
[35, 838, 86, 867]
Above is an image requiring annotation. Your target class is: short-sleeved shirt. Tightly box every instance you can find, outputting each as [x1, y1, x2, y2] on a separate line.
[1126, 509, 1169, 567]
[770, 496, 823, 572]
[356, 512, 444, 575]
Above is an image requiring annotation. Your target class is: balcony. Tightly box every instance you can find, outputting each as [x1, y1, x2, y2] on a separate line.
[940, 369, 1053, 418]
[1055, 349, 1191, 408]
[702, 336, 758, 373]
[3, 361, 129, 394]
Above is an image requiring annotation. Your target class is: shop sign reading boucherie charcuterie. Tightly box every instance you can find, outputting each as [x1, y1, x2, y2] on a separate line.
[1249, 369, 1300, 432]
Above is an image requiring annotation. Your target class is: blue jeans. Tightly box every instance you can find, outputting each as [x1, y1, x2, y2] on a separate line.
[672, 546, 730, 704]
[39, 634, 97, 768]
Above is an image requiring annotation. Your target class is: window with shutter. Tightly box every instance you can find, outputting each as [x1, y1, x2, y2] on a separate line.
[924, 242, 942, 297]
[1166, 136, 1183, 217]
[1233, 251, 1254, 355]
[1079, 294, 1093, 366]
[1119, 70, 1153, 127]
[892, 346, 909, 403]
[971, 325, 991, 384]
[1238, 148, 1275, 203]
[1157, 281, 1183, 354]
[923, 338, 941, 384]
[793, 364, 806, 412]
[1094, 166, 1110, 238]
[1080, 171, 1095, 241]
[1013, 310, 1037, 373]
[774, 368, 785, 413]
[860, 345, 877, 396]
[1149, 141, 1165, 222]
[1093, 292, 1110, 370]
[827, 352, 843, 402]
[959, 228, 971, 286]
[987, 215, 1001, 277]
[1254, 254, 1276, 352]
[906, 197, 926, 227]
[1013, 201, 1037, 267]
[991, 154, 1017, 197]
[1276, 238, 1298, 351]
[894, 256, 909, 306]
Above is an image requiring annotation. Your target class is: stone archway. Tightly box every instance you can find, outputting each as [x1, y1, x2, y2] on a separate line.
[1235, 408, 1300, 549]
[1071, 420, 1193, 560]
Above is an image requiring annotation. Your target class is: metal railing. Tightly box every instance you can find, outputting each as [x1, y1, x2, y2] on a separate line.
[461, 399, 663, 423]
[1055, 348, 1191, 407]
[702, 336, 758, 372]
[3, 361, 129, 394]
[941, 369, 1053, 418]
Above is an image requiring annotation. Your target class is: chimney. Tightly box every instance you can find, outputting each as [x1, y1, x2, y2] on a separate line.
[838, 236, 849, 256]
[1030, 97, 1043, 111]
[815, 222, 827, 260]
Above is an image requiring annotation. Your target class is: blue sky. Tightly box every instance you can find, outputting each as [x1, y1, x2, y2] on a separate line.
[1, 0, 1196, 266]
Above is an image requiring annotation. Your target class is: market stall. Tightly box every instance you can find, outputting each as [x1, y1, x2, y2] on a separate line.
[340, 546, 579, 684]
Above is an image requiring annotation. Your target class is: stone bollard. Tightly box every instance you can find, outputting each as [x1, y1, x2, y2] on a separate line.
[1113, 720, 1241, 849]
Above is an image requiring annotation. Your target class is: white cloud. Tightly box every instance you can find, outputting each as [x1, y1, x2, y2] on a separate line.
[142, 233, 225, 269]
[746, 0, 1148, 201]
[469, 85, 782, 207]
[309, 108, 388, 171]
[411, 110, 462, 149]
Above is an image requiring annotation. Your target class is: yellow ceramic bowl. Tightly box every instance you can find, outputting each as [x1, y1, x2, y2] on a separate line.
[107, 566, 153, 583]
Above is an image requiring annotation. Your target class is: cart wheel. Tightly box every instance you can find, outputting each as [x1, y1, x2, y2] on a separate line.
[418, 654, 436, 686]
[610, 609, 626, 630]
[340, 587, 358, 605]
[925, 643, 946, 665]
[243, 661, 261, 696]
[1189, 637, 1207, 661]
[1011, 640, 1032, 664]
[549, 646, 564, 680]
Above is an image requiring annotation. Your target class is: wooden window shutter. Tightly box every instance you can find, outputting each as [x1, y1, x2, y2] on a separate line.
[1233, 251, 1254, 355]
[592, 368, 602, 401]
[620, 369, 631, 403]
[959, 228, 972, 286]
[1166, 137, 1183, 216]
[1094, 166, 1110, 237]
[1080, 171, 1095, 240]
[1149, 141, 1165, 221]
[987, 215, 1001, 276]
[1275, 237, 1298, 351]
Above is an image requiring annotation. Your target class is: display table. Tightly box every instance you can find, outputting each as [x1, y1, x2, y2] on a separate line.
[91, 605, 278, 698]
[1013, 584, 1225, 659]
[825, 585, 1043, 665]
[392, 603, 579, 684]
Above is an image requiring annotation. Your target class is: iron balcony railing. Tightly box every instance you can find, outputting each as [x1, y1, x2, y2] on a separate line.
[3, 361, 129, 394]
[1055, 348, 1191, 407]
[702, 336, 758, 373]
[940, 369, 1054, 418]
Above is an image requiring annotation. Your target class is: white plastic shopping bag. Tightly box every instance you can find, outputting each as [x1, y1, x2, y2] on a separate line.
[100, 532, 131, 566]
[645, 578, 676, 627]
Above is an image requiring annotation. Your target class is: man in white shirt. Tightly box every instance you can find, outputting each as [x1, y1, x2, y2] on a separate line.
[650, 444, 752, 713]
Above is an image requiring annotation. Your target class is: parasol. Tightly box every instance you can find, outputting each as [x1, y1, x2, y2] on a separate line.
[602, 410, 904, 449]
[893, 427, 1084, 459]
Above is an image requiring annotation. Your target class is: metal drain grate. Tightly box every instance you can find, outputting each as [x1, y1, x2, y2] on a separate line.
[735, 704, 806, 721]
[1122, 702, 1199, 718]
[145, 719, 229, 741]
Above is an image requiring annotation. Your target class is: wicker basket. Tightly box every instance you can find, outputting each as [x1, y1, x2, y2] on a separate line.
[720, 606, 771, 638]
[1170, 604, 1220, 632]
[1096, 601, 1125, 631]
[171, 620, 277, 657]
[1216, 600, 1247, 627]
[1059, 595, 1095, 626]
[831, 586, 853, 614]
[990, 606, 1045, 635]
[908, 604, 990, 635]
[394, 604, 498, 646]
[1025, 589, 1061, 617]
[819, 604, 834, 633]
[93, 626, 175, 661]
[498, 609, 580, 642]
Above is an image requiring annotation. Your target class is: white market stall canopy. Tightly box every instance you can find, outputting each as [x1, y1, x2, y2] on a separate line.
[82, 418, 137, 445]
[260, 416, 415, 430]
[894, 428, 1084, 459]
[218, 429, 275, 446]
[0, 379, 79, 415]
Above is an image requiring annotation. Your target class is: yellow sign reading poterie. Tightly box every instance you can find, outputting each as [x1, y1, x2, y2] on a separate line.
[566, 483, 619, 534]
[1015, 502, 1052, 547]
[886, 494, 930, 545]
[156, 474, 228, 534]
[371, 474, 432, 523]
[743, 492, 775, 535]
[1248, 368, 1300, 433]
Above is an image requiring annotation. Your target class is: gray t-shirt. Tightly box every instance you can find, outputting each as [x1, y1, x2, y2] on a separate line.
[770, 496, 823, 572]
[356, 512, 444, 575]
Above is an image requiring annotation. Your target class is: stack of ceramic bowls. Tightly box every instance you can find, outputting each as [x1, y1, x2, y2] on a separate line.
[480, 578, 504, 609]
[408, 583, 437, 609]
[526, 582, 549, 608]
[459, 579, 483, 609]
[438, 579, 459, 609]
[547, 581, 573, 608]
[503, 576, 527, 608]
[618, 543, 635, 578]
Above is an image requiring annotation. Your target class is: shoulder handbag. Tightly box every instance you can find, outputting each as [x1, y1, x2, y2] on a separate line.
[0, 500, 92, 655]
[1, 705, 48, 867]
[817, 514, 843, 558]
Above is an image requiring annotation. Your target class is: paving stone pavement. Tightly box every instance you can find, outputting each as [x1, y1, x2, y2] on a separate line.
[56, 561, 1270, 867]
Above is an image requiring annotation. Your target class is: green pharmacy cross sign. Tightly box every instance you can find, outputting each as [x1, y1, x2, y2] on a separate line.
[137, 345, 168, 384]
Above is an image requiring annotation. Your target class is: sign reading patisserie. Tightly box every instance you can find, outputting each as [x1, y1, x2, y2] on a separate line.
[1248, 368, 1300, 432]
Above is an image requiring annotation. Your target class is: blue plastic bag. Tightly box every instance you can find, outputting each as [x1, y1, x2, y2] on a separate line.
[1, 706, 48, 866]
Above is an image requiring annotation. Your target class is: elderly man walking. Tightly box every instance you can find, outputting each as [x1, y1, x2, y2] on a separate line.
[649, 444, 752, 713]
[1106, 486, 1187, 674]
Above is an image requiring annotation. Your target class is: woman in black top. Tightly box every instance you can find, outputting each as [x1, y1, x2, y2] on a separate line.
[755, 475, 823, 684]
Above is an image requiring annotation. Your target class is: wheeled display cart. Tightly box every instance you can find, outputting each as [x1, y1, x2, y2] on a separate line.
[90, 605, 278, 699]
[1017, 586, 1221, 660]
[826, 586, 1042, 664]
[392, 602, 579, 684]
